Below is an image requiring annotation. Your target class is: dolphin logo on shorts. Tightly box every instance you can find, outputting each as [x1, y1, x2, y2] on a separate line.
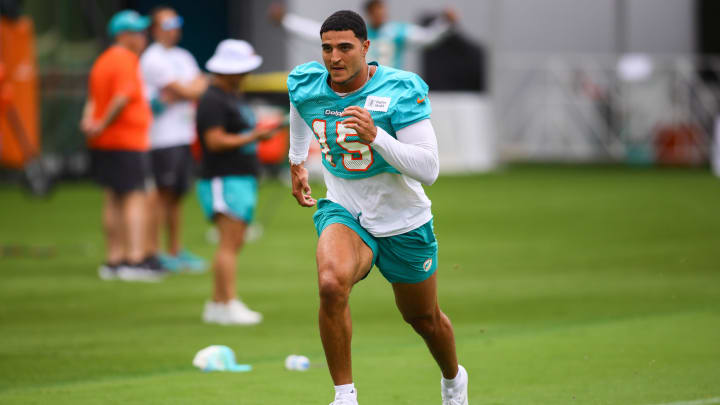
[423, 258, 433, 272]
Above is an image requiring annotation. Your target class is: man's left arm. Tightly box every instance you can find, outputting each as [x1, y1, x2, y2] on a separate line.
[164, 52, 207, 101]
[142, 53, 206, 103]
[371, 120, 439, 185]
[340, 106, 439, 185]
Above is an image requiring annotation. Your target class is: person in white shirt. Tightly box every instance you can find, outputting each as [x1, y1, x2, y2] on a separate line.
[268, 0, 457, 69]
[140, 6, 207, 272]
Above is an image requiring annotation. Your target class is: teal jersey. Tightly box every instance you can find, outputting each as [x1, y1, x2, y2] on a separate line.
[367, 22, 409, 68]
[287, 61, 431, 180]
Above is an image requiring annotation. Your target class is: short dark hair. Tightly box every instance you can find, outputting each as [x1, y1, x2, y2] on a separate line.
[364, 0, 383, 12]
[149, 5, 175, 31]
[319, 10, 367, 42]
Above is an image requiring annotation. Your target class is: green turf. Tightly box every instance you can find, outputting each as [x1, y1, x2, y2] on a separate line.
[1, 165, 719, 404]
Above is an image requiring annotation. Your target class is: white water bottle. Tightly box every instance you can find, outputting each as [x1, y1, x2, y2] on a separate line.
[285, 354, 310, 371]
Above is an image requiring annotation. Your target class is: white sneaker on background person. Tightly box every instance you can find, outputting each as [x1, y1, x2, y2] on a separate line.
[202, 299, 262, 325]
[441, 365, 468, 405]
[116, 260, 167, 282]
[98, 263, 120, 280]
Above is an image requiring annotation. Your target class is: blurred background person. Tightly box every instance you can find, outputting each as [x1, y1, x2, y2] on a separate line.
[195, 40, 279, 325]
[80, 10, 165, 282]
[714, 115, 720, 177]
[141, 6, 208, 273]
[268, 0, 457, 69]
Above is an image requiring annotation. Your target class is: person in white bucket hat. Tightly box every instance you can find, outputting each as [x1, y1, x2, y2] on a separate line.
[205, 40, 263, 75]
[195, 40, 279, 325]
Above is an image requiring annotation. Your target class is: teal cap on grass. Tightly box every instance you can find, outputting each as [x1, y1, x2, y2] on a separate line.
[192, 345, 252, 372]
[107, 10, 150, 37]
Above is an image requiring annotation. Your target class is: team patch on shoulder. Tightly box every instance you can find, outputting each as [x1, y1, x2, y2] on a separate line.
[364, 95, 391, 112]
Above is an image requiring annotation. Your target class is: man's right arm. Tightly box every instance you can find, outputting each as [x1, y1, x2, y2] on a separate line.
[199, 97, 276, 152]
[100, 95, 130, 131]
[405, 9, 458, 46]
[80, 95, 129, 138]
[203, 126, 274, 152]
[289, 102, 317, 207]
[269, 3, 321, 43]
[80, 99, 95, 136]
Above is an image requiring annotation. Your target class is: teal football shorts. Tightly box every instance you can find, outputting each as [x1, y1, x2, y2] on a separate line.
[196, 176, 257, 223]
[313, 198, 438, 284]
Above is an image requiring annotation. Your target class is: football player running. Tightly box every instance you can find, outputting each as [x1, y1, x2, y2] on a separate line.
[287, 10, 468, 405]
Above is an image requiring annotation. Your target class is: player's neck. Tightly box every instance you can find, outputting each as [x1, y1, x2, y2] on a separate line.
[330, 64, 375, 94]
[115, 41, 140, 55]
[157, 40, 175, 49]
[212, 76, 238, 93]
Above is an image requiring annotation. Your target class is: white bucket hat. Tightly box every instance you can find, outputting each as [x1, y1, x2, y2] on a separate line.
[206, 39, 263, 75]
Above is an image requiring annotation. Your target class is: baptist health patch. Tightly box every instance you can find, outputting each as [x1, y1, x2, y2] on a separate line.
[364, 95, 391, 112]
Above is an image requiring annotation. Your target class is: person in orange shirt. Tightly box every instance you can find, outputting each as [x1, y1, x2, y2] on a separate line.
[80, 10, 166, 282]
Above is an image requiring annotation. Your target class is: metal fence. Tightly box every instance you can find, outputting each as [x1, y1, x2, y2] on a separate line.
[494, 54, 720, 165]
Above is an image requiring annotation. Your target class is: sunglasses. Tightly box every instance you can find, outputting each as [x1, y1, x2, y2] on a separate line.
[161, 15, 183, 31]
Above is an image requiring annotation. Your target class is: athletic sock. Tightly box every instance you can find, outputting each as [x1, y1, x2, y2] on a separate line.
[442, 366, 464, 388]
[334, 383, 356, 395]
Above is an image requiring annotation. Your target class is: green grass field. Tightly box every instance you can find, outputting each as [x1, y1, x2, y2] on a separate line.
[1, 165, 719, 404]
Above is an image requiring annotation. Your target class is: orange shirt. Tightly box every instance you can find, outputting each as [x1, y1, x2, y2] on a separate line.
[87, 45, 151, 151]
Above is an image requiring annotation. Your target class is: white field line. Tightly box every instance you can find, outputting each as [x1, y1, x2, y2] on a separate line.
[648, 397, 720, 405]
[466, 396, 720, 404]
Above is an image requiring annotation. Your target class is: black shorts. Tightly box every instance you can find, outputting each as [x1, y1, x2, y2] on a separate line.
[150, 144, 194, 196]
[90, 149, 151, 195]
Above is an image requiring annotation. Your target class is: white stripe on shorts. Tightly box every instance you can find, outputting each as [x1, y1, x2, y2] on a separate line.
[211, 177, 230, 215]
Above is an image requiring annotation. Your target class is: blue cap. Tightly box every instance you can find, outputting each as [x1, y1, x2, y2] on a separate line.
[107, 10, 150, 37]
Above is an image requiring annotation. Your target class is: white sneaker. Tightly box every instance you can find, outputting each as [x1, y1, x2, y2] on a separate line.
[227, 299, 262, 324]
[330, 389, 358, 405]
[202, 299, 262, 325]
[117, 263, 165, 283]
[202, 301, 221, 323]
[98, 263, 118, 280]
[441, 365, 468, 405]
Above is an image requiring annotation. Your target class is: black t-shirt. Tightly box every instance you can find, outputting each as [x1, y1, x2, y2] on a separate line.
[196, 85, 259, 178]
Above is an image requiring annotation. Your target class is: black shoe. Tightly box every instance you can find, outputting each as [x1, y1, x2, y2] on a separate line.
[117, 260, 167, 282]
[143, 255, 169, 274]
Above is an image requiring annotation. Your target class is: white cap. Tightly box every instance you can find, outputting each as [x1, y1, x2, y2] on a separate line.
[206, 39, 263, 75]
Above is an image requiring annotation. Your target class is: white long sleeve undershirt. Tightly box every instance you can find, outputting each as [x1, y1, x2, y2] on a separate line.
[288, 103, 439, 185]
[371, 121, 439, 185]
[288, 102, 314, 164]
